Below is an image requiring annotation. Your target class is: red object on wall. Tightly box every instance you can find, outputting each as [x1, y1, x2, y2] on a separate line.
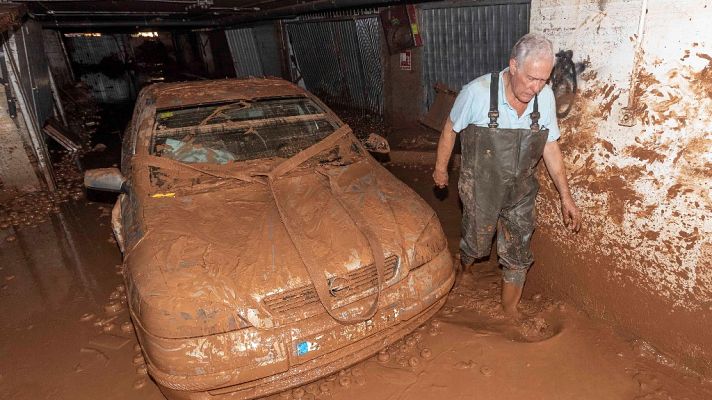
[381, 4, 422, 54]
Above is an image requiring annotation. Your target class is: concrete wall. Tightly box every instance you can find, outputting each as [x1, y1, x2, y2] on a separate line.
[384, 47, 424, 129]
[0, 85, 40, 195]
[527, 0, 712, 375]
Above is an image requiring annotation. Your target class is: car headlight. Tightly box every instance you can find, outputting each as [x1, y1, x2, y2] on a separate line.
[410, 215, 447, 269]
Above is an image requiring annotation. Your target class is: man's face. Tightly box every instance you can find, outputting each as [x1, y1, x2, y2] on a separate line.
[508, 56, 554, 104]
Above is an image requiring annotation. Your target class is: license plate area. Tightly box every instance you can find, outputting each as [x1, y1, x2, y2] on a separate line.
[289, 302, 400, 365]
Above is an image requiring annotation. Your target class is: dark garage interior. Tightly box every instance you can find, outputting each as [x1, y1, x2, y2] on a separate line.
[0, 1, 711, 399]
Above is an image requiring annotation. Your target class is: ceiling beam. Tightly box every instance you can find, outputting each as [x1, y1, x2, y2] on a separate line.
[33, 0, 396, 29]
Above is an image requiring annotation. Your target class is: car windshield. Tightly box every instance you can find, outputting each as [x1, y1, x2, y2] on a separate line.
[151, 97, 337, 164]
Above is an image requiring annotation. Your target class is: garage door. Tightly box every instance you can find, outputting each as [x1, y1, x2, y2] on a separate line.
[286, 16, 383, 115]
[420, 0, 531, 110]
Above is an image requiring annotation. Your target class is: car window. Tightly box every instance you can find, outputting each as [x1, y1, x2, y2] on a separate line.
[154, 97, 325, 129]
[151, 98, 337, 164]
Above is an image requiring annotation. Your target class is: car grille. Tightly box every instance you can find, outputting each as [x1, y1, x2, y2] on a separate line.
[263, 255, 399, 316]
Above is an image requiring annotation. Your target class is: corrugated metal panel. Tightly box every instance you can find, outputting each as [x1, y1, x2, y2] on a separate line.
[42, 30, 74, 88]
[355, 18, 383, 114]
[66, 34, 129, 64]
[252, 24, 282, 77]
[225, 28, 263, 78]
[288, 22, 341, 101]
[3, 20, 56, 189]
[297, 7, 379, 21]
[80, 72, 131, 104]
[286, 17, 383, 114]
[11, 20, 54, 126]
[420, 2, 530, 109]
[65, 34, 133, 103]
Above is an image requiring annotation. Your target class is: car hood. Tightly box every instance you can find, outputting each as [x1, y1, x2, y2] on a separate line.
[126, 130, 437, 338]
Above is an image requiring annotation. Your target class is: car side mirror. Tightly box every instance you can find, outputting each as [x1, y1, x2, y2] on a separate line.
[84, 168, 126, 193]
[361, 133, 390, 154]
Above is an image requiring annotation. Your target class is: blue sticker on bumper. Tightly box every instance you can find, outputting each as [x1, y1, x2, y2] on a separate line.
[296, 341, 319, 356]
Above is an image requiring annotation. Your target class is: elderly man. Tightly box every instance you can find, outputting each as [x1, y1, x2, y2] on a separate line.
[432, 33, 582, 317]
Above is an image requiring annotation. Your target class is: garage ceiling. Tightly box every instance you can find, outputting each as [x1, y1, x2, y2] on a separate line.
[13, 0, 394, 29]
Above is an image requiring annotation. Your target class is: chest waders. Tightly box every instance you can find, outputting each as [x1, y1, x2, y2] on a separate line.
[458, 72, 549, 287]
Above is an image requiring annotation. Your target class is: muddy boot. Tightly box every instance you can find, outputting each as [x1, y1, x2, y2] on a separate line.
[453, 253, 475, 289]
[501, 280, 524, 318]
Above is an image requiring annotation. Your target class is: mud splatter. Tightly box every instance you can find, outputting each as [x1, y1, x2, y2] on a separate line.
[690, 53, 712, 99]
[635, 204, 658, 218]
[678, 228, 701, 250]
[584, 165, 645, 224]
[643, 230, 660, 240]
[557, 79, 624, 155]
[592, 83, 621, 120]
[673, 137, 712, 193]
[650, 93, 682, 114]
[626, 146, 666, 163]
[579, 66, 597, 82]
[633, 69, 661, 126]
[600, 140, 615, 154]
[666, 183, 691, 199]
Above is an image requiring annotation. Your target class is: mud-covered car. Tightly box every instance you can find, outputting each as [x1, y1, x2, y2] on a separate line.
[84, 78, 454, 399]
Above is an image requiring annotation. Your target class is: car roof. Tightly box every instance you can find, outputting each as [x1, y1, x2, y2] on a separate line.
[146, 77, 308, 110]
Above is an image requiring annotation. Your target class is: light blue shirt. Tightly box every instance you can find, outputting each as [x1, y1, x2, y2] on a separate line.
[449, 69, 560, 142]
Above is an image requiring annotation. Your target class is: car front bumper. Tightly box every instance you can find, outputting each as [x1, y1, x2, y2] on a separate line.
[135, 248, 454, 400]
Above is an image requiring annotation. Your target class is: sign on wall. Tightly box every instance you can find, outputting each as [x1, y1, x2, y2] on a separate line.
[400, 50, 412, 71]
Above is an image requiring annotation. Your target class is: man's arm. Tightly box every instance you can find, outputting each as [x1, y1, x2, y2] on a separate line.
[433, 118, 457, 188]
[542, 141, 582, 232]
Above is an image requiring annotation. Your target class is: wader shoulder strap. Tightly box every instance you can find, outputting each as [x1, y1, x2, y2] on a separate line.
[488, 72, 499, 128]
[530, 95, 540, 131]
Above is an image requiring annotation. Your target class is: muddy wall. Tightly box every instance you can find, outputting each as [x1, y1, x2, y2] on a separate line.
[526, 0, 712, 375]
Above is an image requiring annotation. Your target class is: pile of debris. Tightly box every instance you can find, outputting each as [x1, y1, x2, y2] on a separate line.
[1, 83, 101, 235]
[51, 82, 102, 152]
[62, 82, 101, 129]
[0, 152, 84, 233]
[336, 108, 391, 141]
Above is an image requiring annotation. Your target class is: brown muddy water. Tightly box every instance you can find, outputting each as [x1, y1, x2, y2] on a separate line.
[1, 160, 710, 400]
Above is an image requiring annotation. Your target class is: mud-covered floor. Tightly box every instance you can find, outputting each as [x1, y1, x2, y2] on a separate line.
[1, 159, 711, 400]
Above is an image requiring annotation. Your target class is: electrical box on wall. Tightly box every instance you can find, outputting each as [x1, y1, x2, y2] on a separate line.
[380, 4, 422, 54]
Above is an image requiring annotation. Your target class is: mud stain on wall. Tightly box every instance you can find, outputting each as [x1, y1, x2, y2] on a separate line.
[583, 165, 645, 225]
[632, 69, 659, 126]
[689, 53, 712, 99]
[626, 146, 666, 163]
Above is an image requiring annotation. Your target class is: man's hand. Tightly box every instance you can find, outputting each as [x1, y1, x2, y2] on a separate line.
[542, 141, 582, 233]
[560, 196, 581, 232]
[433, 167, 449, 188]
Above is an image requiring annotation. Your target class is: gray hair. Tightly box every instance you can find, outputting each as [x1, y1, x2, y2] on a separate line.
[510, 33, 555, 66]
